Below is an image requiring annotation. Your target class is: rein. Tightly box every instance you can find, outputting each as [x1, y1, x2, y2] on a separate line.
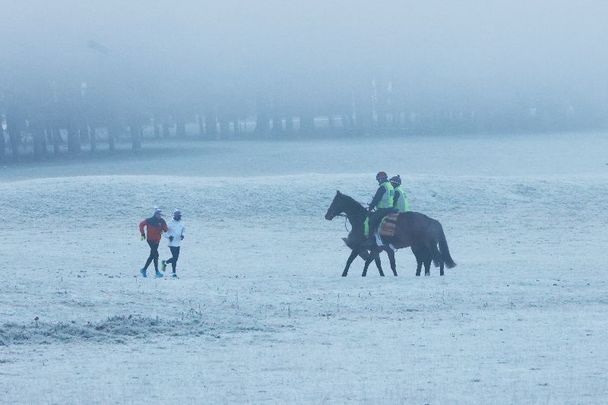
[336, 213, 350, 232]
[332, 195, 369, 234]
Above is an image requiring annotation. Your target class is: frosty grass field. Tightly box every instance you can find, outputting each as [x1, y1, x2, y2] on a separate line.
[1, 132, 608, 404]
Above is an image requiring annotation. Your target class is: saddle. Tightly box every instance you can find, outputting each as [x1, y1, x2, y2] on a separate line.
[378, 213, 399, 237]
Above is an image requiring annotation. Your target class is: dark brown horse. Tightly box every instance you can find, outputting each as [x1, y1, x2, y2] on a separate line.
[325, 191, 396, 276]
[325, 191, 456, 276]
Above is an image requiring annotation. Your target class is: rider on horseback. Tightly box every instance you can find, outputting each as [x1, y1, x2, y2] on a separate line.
[367, 171, 397, 245]
[390, 175, 410, 213]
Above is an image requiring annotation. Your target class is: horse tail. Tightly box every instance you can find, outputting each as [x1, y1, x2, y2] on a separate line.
[430, 244, 441, 268]
[436, 222, 456, 269]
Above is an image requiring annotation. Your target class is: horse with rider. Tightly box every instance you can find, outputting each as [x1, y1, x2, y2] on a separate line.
[325, 171, 455, 277]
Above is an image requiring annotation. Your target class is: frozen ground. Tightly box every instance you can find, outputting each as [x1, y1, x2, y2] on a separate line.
[1, 132, 608, 404]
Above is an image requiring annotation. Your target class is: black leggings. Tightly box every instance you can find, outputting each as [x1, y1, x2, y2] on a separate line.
[165, 246, 180, 272]
[143, 240, 160, 271]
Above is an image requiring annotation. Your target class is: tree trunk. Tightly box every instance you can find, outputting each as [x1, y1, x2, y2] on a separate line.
[176, 118, 186, 138]
[43, 128, 51, 153]
[130, 121, 141, 151]
[32, 126, 46, 160]
[40, 128, 47, 153]
[299, 113, 315, 137]
[255, 113, 269, 137]
[233, 118, 240, 138]
[108, 125, 116, 152]
[285, 116, 294, 135]
[50, 128, 61, 155]
[342, 113, 353, 136]
[32, 129, 42, 160]
[197, 114, 205, 137]
[272, 116, 282, 137]
[67, 121, 81, 154]
[218, 119, 229, 140]
[90, 126, 97, 152]
[5, 115, 21, 161]
[327, 115, 336, 135]
[0, 128, 5, 161]
[206, 112, 217, 139]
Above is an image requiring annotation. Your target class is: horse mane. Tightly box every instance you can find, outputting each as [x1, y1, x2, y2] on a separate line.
[338, 193, 367, 215]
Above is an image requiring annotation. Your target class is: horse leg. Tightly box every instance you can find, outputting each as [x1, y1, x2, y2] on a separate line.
[363, 247, 383, 277]
[374, 248, 385, 277]
[418, 244, 430, 276]
[362, 252, 373, 277]
[386, 247, 397, 276]
[424, 253, 431, 276]
[413, 247, 423, 276]
[431, 243, 444, 276]
[342, 249, 359, 277]
[374, 255, 384, 275]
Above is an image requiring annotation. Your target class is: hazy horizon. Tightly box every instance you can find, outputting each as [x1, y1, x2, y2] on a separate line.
[2, 1, 607, 112]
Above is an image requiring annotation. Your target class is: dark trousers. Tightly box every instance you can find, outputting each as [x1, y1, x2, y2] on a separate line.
[166, 246, 180, 272]
[143, 240, 160, 271]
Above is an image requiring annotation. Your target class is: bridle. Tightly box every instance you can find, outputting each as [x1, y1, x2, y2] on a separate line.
[329, 196, 368, 234]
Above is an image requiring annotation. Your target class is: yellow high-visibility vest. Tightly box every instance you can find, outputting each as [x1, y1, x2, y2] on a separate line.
[393, 186, 410, 212]
[377, 181, 394, 209]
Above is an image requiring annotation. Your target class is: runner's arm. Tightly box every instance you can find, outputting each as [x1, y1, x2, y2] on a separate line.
[139, 220, 147, 237]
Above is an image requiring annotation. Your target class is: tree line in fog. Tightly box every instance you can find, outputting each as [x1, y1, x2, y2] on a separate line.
[2, 73, 604, 162]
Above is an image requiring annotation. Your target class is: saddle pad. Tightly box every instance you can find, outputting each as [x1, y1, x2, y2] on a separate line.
[379, 213, 399, 237]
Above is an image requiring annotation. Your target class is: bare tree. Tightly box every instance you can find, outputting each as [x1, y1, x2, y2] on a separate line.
[5, 108, 22, 161]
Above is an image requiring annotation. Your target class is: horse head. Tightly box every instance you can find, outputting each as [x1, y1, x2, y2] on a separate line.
[325, 190, 345, 220]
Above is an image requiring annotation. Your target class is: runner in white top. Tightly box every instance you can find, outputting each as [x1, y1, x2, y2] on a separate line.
[161, 209, 185, 277]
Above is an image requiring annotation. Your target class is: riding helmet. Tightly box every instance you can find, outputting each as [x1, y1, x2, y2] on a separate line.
[376, 171, 388, 182]
[390, 175, 401, 186]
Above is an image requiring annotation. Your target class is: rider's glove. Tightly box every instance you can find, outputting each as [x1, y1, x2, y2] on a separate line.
[169, 236, 174, 242]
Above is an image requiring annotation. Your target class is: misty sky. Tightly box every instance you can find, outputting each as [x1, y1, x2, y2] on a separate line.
[1, 0, 607, 111]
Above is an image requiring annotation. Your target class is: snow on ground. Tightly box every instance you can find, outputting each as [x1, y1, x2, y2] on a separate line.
[1, 132, 608, 403]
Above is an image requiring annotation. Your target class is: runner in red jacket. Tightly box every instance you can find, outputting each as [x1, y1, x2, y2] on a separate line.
[139, 208, 168, 278]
